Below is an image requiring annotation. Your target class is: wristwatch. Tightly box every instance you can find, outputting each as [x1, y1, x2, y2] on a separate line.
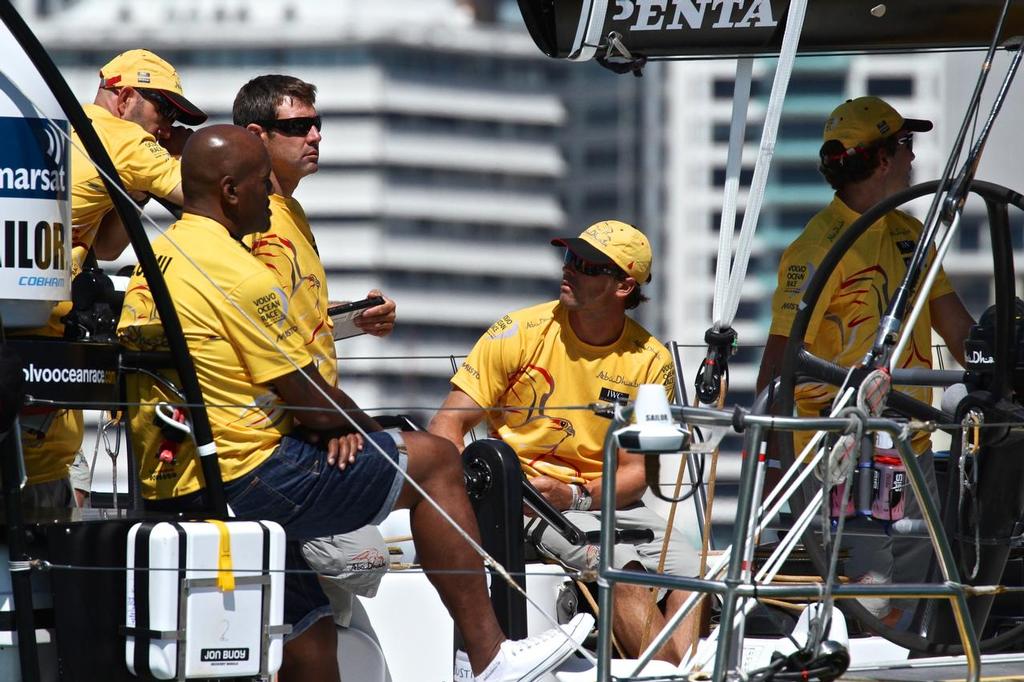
[572, 484, 593, 512]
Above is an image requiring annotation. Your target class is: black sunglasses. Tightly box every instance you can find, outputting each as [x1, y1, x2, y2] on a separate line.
[255, 116, 322, 137]
[563, 249, 623, 278]
[136, 89, 179, 123]
[896, 131, 914, 151]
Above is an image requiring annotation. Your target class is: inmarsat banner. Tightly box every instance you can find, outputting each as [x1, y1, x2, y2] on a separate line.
[0, 18, 71, 327]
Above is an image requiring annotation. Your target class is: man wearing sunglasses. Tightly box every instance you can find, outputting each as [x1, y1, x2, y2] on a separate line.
[75, 49, 206, 268]
[430, 221, 704, 664]
[233, 75, 585, 681]
[758, 96, 975, 626]
[11, 49, 207, 514]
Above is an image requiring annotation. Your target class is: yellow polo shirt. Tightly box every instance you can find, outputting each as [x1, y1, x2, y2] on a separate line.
[452, 301, 675, 484]
[769, 196, 954, 454]
[244, 194, 337, 386]
[15, 105, 180, 484]
[118, 213, 311, 499]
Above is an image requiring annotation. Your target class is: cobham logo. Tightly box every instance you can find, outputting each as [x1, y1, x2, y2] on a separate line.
[22, 363, 113, 384]
[613, 0, 778, 31]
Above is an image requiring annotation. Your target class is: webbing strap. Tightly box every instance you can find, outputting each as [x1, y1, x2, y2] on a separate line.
[132, 522, 156, 680]
[206, 519, 236, 592]
[710, 0, 809, 331]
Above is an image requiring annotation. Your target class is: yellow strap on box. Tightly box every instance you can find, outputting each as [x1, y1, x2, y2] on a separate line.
[206, 519, 235, 592]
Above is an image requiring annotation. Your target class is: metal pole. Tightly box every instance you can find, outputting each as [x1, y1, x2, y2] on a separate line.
[712, 421, 764, 679]
[596, 424, 622, 682]
[1, 423, 40, 682]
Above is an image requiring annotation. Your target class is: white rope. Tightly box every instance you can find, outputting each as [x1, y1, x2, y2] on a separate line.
[712, 0, 809, 331]
[711, 58, 752, 325]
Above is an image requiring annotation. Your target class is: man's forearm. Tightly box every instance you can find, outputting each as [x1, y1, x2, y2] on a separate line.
[428, 415, 468, 453]
[323, 385, 381, 434]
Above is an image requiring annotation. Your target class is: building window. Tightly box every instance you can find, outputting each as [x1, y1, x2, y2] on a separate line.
[711, 211, 744, 233]
[867, 77, 914, 98]
[787, 74, 846, 96]
[712, 167, 754, 187]
[584, 146, 619, 168]
[776, 164, 824, 185]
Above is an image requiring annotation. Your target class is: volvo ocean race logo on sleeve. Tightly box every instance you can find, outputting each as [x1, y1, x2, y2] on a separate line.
[0, 116, 71, 303]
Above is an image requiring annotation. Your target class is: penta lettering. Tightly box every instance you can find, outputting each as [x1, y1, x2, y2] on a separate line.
[613, 0, 778, 32]
[2, 220, 66, 271]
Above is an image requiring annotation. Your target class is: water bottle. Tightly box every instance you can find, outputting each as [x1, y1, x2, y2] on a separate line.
[829, 482, 855, 519]
[871, 432, 907, 521]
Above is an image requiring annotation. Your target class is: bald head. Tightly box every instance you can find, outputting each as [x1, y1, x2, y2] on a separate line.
[181, 124, 272, 236]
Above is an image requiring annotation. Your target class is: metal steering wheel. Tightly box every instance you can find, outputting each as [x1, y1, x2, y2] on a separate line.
[774, 179, 1024, 655]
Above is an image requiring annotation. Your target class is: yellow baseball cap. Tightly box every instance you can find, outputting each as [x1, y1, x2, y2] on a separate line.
[822, 96, 931, 150]
[552, 220, 652, 283]
[99, 49, 207, 126]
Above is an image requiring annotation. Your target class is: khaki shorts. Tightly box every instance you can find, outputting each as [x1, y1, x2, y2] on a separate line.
[302, 525, 389, 627]
[525, 503, 699, 599]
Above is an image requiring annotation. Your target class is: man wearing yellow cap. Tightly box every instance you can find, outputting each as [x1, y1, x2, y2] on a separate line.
[430, 221, 702, 663]
[758, 96, 975, 623]
[73, 48, 206, 269]
[15, 49, 207, 509]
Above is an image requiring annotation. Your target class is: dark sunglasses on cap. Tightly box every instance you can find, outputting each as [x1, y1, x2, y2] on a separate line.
[255, 116, 322, 137]
[563, 249, 624, 278]
[136, 89, 179, 123]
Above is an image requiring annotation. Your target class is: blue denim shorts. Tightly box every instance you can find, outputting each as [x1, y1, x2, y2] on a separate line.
[224, 431, 407, 638]
[224, 431, 407, 540]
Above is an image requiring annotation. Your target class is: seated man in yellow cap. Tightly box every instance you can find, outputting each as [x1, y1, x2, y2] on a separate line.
[429, 221, 702, 663]
[15, 49, 207, 509]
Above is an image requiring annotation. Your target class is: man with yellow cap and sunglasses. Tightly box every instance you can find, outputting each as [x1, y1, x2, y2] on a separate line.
[430, 221, 703, 664]
[758, 96, 975, 625]
[15, 49, 206, 511]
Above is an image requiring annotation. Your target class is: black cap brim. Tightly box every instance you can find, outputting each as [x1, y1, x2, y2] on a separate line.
[160, 90, 208, 126]
[551, 237, 613, 264]
[903, 117, 932, 133]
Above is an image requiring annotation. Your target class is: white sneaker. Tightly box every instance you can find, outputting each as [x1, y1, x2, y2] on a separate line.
[475, 613, 594, 682]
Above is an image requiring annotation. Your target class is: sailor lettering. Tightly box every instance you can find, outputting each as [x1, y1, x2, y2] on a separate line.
[2, 219, 66, 272]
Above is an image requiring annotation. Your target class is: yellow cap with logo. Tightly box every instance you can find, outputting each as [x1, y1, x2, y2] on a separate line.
[822, 96, 931, 151]
[552, 220, 652, 283]
[99, 49, 207, 126]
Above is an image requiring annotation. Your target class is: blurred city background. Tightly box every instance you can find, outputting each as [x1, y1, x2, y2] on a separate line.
[17, 0, 1023, 540]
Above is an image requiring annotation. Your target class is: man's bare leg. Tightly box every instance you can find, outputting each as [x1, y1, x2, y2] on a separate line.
[280, 616, 340, 682]
[394, 431, 505, 674]
[608, 571, 701, 664]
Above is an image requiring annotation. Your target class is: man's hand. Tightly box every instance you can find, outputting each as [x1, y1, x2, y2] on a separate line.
[354, 289, 396, 337]
[326, 432, 364, 470]
[524, 475, 574, 516]
[159, 125, 194, 158]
